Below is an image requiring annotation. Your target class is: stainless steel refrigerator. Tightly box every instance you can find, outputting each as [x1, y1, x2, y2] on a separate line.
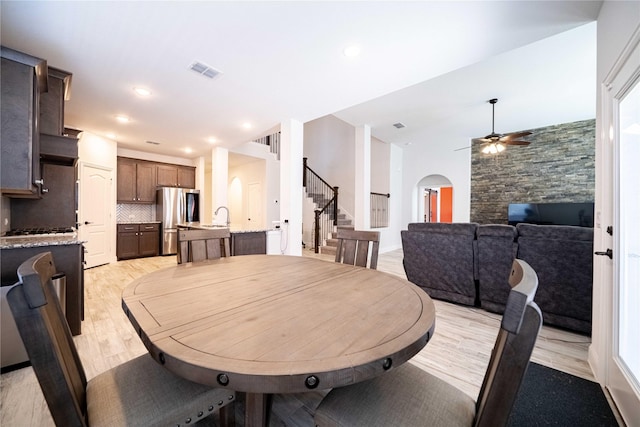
[156, 187, 200, 255]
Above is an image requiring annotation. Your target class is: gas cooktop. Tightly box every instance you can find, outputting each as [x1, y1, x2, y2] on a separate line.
[3, 227, 76, 237]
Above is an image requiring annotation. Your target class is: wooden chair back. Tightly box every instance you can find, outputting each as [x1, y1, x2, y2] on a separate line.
[334, 229, 380, 269]
[474, 258, 542, 427]
[6, 252, 89, 426]
[178, 228, 231, 264]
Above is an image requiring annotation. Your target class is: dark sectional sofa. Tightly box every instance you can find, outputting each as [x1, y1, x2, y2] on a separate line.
[401, 222, 593, 335]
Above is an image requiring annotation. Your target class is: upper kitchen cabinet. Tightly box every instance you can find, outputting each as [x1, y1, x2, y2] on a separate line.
[39, 67, 72, 136]
[178, 166, 196, 188]
[1, 47, 48, 197]
[157, 164, 196, 188]
[117, 157, 156, 203]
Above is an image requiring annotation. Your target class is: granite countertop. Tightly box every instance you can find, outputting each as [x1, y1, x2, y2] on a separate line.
[117, 220, 161, 224]
[0, 235, 85, 250]
[177, 222, 279, 233]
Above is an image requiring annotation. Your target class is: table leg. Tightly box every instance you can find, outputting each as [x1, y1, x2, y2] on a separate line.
[244, 392, 272, 427]
[219, 402, 235, 427]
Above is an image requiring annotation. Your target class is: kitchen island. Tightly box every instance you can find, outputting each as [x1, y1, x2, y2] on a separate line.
[1, 235, 85, 336]
[177, 223, 282, 256]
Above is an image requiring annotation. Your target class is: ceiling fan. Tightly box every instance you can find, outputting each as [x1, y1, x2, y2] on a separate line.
[472, 98, 532, 154]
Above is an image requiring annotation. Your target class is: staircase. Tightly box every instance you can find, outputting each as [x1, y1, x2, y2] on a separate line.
[319, 212, 353, 256]
[305, 190, 353, 255]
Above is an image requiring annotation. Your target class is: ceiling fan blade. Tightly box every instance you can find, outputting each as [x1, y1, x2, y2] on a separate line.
[473, 137, 492, 143]
[501, 131, 532, 141]
[454, 145, 472, 151]
[504, 140, 531, 146]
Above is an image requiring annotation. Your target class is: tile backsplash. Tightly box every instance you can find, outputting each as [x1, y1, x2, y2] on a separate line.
[116, 204, 155, 223]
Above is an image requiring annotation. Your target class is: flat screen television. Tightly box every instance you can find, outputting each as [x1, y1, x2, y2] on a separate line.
[508, 202, 594, 228]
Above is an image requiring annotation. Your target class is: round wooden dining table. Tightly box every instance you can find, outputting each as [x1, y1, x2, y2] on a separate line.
[122, 255, 436, 427]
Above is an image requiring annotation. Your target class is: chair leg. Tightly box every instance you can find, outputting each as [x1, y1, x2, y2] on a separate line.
[219, 402, 235, 427]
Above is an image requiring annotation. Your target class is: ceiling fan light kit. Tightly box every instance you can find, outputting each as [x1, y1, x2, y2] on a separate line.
[481, 142, 506, 154]
[474, 98, 532, 154]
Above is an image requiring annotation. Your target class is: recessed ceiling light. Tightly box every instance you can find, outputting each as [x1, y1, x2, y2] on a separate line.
[115, 114, 130, 123]
[343, 44, 361, 58]
[184, 147, 193, 154]
[106, 132, 116, 139]
[133, 87, 152, 97]
[207, 137, 218, 144]
[242, 122, 252, 130]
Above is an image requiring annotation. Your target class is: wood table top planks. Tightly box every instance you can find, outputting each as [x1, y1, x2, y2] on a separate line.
[122, 254, 435, 425]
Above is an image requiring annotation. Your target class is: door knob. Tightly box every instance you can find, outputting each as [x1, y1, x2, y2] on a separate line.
[595, 249, 613, 259]
[84, 221, 93, 225]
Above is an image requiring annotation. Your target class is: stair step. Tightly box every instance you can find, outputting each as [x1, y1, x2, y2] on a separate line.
[325, 238, 338, 247]
[320, 246, 337, 256]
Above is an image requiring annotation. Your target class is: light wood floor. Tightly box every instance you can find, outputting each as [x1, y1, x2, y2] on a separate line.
[1, 249, 602, 426]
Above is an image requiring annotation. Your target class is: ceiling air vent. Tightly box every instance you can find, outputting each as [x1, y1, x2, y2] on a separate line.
[393, 122, 406, 129]
[146, 140, 161, 145]
[189, 61, 222, 79]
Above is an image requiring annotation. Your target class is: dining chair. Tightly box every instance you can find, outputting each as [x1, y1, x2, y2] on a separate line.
[6, 251, 236, 427]
[314, 258, 542, 427]
[334, 229, 380, 269]
[177, 228, 231, 264]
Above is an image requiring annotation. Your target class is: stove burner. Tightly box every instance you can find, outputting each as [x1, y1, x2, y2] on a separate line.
[4, 227, 76, 237]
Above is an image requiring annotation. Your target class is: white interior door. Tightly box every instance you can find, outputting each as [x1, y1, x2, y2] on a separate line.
[247, 182, 263, 229]
[601, 33, 640, 425]
[79, 163, 112, 268]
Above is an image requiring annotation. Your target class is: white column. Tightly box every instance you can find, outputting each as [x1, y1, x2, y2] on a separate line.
[279, 119, 304, 255]
[211, 147, 228, 222]
[355, 125, 371, 229]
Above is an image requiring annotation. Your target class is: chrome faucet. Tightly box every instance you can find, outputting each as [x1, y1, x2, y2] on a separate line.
[214, 206, 231, 227]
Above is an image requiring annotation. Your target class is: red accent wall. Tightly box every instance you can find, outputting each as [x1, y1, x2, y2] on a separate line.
[440, 187, 453, 223]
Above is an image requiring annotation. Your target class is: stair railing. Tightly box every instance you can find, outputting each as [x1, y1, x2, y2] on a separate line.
[370, 192, 390, 228]
[254, 131, 281, 160]
[303, 157, 338, 253]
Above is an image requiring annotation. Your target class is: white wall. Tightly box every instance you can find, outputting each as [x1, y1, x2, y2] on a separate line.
[228, 141, 281, 229]
[303, 115, 356, 216]
[402, 129, 472, 226]
[304, 116, 404, 252]
[371, 137, 390, 193]
[228, 158, 266, 230]
[378, 143, 403, 252]
[116, 148, 196, 167]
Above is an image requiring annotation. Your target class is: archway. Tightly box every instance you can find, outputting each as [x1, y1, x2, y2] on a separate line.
[416, 174, 453, 223]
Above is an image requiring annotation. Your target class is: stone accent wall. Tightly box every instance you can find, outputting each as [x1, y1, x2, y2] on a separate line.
[470, 119, 595, 224]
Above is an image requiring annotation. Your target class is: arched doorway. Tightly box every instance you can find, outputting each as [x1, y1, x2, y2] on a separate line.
[417, 174, 453, 223]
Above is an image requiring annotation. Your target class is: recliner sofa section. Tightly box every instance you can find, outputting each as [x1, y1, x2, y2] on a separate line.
[402, 223, 478, 306]
[514, 223, 593, 335]
[402, 222, 593, 335]
[476, 224, 519, 314]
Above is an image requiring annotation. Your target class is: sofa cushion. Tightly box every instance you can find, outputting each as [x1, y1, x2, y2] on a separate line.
[515, 223, 593, 334]
[401, 224, 478, 306]
[407, 222, 478, 235]
[516, 223, 593, 241]
[476, 225, 518, 314]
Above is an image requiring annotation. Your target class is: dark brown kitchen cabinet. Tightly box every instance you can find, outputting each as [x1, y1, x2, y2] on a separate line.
[39, 67, 72, 136]
[117, 157, 156, 203]
[231, 231, 267, 255]
[0, 47, 47, 197]
[156, 164, 196, 188]
[178, 166, 196, 188]
[117, 223, 160, 260]
[1, 242, 84, 336]
[156, 164, 178, 187]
